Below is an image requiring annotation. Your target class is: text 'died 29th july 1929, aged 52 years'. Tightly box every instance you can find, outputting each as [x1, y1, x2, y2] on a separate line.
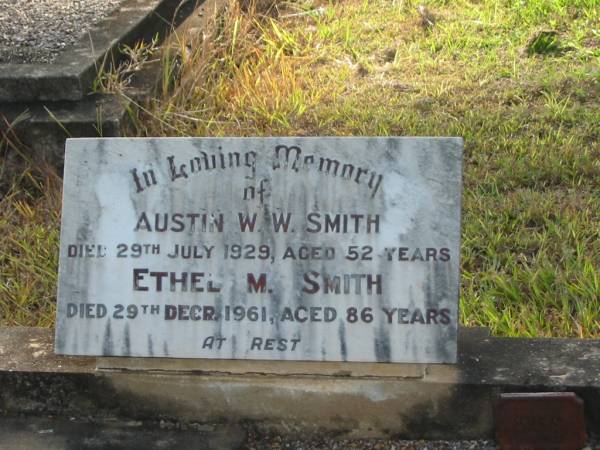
[55, 137, 463, 363]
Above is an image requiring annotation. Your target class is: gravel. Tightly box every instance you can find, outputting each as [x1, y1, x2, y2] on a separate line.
[246, 434, 600, 450]
[0, 0, 126, 64]
[245, 434, 501, 450]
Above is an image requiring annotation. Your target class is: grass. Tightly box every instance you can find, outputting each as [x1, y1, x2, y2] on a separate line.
[0, 121, 60, 327]
[1, 0, 599, 337]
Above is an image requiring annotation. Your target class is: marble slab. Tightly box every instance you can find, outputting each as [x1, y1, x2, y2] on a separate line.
[55, 137, 463, 363]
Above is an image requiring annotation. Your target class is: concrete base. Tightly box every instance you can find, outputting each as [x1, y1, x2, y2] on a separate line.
[0, 327, 598, 440]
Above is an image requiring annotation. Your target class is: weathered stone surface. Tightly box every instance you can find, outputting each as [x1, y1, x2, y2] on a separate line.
[56, 137, 463, 363]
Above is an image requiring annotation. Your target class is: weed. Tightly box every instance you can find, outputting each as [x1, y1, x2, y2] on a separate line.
[526, 29, 563, 55]
[93, 35, 161, 94]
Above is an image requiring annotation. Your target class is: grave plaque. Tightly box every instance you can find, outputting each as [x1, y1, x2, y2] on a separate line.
[55, 137, 463, 363]
[495, 392, 587, 450]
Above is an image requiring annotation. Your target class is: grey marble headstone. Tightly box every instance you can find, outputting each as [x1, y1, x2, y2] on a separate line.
[55, 137, 463, 363]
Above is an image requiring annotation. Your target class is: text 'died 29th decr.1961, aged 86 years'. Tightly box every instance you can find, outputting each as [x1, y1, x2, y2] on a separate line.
[55, 137, 463, 363]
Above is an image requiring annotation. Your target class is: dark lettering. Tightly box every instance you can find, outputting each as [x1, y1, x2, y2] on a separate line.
[302, 271, 320, 294]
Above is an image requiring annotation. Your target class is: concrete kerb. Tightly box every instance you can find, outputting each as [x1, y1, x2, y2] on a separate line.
[0, 326, 598, 439]
[0, 0, 214, 166]
[0, 0, 200, 102]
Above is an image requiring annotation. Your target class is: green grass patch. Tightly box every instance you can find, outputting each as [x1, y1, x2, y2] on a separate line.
[1, 0, 599, 336]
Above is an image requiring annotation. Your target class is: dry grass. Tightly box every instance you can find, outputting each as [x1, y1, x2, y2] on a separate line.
[0, 121, 60, 327]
